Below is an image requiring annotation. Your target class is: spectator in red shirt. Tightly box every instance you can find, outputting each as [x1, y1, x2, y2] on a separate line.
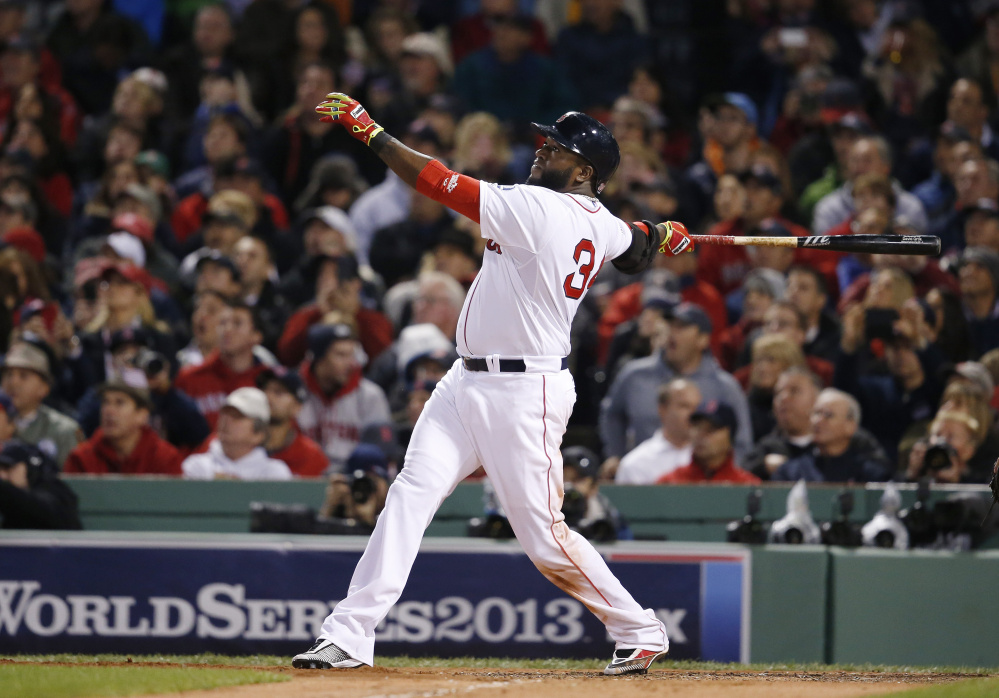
[278, 254, 392, 367]
[64, 377, 182, 475]
[658, 401, 761, 484]
[175, 299, 271, 428]
[257, 366, 328, 477]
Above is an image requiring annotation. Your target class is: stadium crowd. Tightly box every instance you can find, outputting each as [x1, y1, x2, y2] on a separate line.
[1, 0, 999, 531]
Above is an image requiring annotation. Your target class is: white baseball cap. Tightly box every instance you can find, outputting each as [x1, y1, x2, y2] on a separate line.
[307, 206, 357, 251]
[106, 232, 146, 268]
[223, 387, 270, 423]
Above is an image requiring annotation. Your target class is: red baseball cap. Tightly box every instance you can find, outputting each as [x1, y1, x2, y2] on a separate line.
[101, 261, 153, 294]
[111, 212, 154, 244]
[2, 226, 45, 263]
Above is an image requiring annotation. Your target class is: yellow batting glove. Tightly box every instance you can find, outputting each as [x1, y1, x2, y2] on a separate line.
[316, 92, 385, 146]
[657, 221, 694, 256]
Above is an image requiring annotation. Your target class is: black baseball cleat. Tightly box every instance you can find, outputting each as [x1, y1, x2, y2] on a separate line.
[602, 647, 667, 676]
[292, 639, 364, 669]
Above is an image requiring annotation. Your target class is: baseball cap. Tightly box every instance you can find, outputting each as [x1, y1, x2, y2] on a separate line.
[118, 183, 162, 222]
[105, 232, 146, 267]
[404, 347, 458, 381]
[108, 326, 150, 353]
[14, 298, 57, 332]
[256, 366, 308, 403]
[0, 441, 38, 469]
[434, 227, 477, 261]
[346, 443, 389, 480]
[668, 302, 713, 334]
[395, 323, 452, 374]
[99, 372, 152, 409]
[691, 401, 739, 434]
[641, 284, 681, 315]
[959, 246, 999, 290]
[2, 226, 44, 263]
[307, 322, 355, 360]
[562, 445, 600, 479]
[1, 341, 52, 383]
[820, 78, 864, 122]
[101, 261, 153, 294]
[741, 165, 782, 195]
[401, 32, 453, 76]
[134, 150, 170, 178]
[111, 212, 154, 244]
[947, 361, 995, 397]
[196, 250, 241, 281]
[720, 92, 758, 129]
[360, 422, 403, 464]
[743, 267, 786, 300]
[223, 387, 270, 423]
[303, 206, 358, 251]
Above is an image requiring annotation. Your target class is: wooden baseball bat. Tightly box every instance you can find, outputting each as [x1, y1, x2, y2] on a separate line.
[690, 233, 941, 256]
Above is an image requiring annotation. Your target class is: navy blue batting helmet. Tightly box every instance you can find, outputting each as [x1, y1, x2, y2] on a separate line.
[531, 112, 620, 194]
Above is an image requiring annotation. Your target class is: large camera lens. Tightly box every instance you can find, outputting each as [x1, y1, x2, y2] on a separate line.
[350, 471, 375, 504]
[923, 443, 956, 472]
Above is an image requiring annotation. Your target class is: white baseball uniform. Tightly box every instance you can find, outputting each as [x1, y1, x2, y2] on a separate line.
[317, 181, 667, 665]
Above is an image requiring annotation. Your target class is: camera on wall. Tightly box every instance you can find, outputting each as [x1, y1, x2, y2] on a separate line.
[726, 489, 766, 544]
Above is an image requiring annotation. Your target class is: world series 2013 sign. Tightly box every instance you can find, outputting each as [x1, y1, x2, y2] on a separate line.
[0, 534, 749, 661]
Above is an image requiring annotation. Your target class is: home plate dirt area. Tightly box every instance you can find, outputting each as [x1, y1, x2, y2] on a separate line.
[157, 665, 976, 698]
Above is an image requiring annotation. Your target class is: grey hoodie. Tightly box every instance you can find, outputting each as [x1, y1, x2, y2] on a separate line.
[599, 351, 753, 464]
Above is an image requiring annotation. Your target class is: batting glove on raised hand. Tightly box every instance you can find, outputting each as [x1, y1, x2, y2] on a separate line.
[316, 92, 385, 146]
[656, 220, 694, 256]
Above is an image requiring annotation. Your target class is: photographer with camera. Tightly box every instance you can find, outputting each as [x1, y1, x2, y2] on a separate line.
[562, 446, 630, 542]
[318, 443, 390, 532]
[74, 328, 210, 452]
[65, 374, 183, 475]
[835, 294, 945, 462]
[905, 409, 982, 484]
[0, 441, 81, 530]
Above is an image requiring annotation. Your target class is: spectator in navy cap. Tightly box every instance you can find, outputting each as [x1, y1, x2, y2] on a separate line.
[0, 439, 81, 529]
[319, 442, 390, 530]
[658, 401, 760, 484]
[298, 322, 390, 472]
[600, 302, 754, 476]
[257, 366, 328, 478]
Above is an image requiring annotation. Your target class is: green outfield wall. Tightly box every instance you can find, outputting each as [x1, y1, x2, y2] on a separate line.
[14, 478, 997, 666]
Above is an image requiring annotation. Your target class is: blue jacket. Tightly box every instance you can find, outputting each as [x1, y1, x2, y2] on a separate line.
[774, 429, 892, 483]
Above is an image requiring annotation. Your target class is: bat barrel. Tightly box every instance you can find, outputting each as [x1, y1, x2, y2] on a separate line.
[795, 234, 941, 256]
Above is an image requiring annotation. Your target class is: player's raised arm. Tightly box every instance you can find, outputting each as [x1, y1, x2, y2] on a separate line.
[316, 92, 481, 223]
[612, 220, 695, 275]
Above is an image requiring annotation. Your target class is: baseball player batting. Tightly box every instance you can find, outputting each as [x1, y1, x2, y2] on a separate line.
[292, 92, 693, 676]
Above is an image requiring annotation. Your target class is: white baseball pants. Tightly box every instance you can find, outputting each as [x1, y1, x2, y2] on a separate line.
[318, 360, 667, 665]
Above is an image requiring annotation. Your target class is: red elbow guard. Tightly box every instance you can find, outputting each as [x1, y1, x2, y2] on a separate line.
[415, 160, 481, 223]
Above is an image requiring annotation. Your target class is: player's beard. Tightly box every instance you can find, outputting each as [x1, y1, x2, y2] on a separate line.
[526, 163, 575, 192]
